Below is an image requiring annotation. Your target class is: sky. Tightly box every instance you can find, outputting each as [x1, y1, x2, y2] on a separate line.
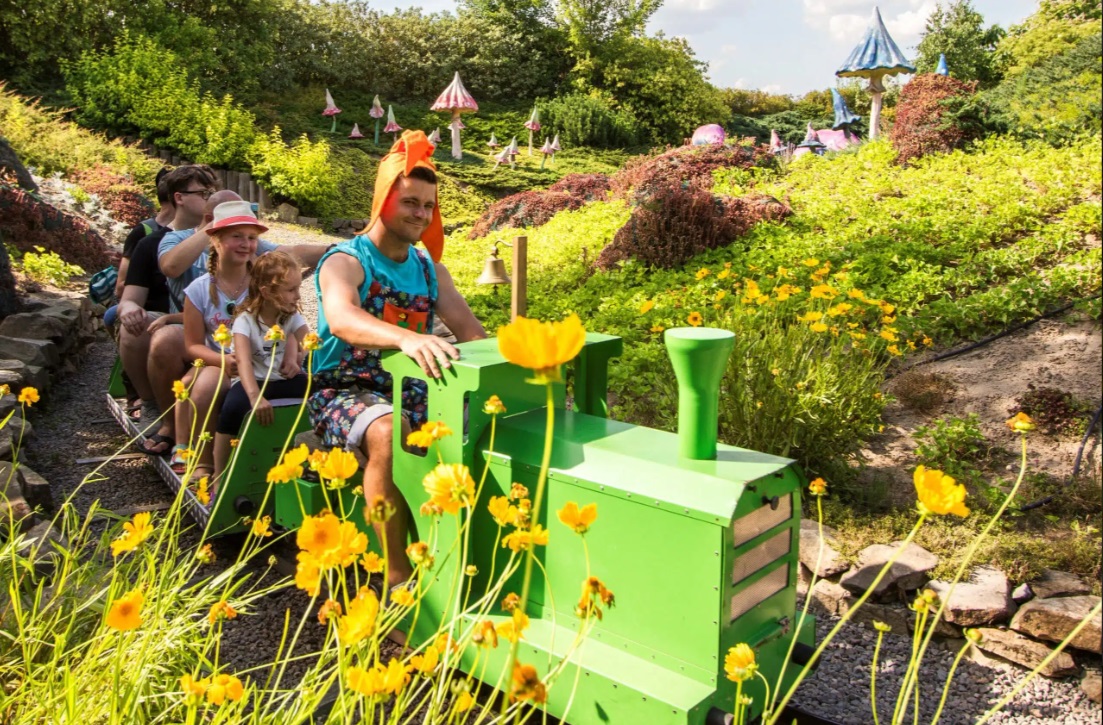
[365, 0, 1041, 94]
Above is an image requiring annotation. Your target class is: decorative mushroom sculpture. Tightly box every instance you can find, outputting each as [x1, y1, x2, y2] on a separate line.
[524, 105, 541, 156]
[936, 53, 949, 76]
[348, 123, 365, 139]
[507, 136, 520, 167]
[383, 105, 402, 142]
[835, 6, 915, 139]
[369, 95, 385, 144]
[691, 124, 726, 146]
[493, 145, 511, 168]
[431, 71, 479, 160]
[769, 129, 784, 155]
[487, 133, 500, 151]
[428, 127, 442, 146]
[793, 123, 827, 159]
[538, 137, 554, 169]
[549, 133, 561, 165]
[323, 89, 342, 133]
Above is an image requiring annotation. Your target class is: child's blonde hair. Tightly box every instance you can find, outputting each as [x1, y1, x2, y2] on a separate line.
[234, 250, 299, 323]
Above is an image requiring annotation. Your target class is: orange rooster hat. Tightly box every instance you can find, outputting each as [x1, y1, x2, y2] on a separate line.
[368, 129, 444, 262]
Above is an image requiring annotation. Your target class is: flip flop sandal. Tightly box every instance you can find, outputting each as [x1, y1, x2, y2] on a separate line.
[135, 433, 175, 456]
[169, 445, 190, 474]
[126, 399, 143, 421]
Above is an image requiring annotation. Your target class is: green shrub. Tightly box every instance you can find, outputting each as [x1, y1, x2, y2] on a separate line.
[914, 414, 988, 479]
[247, 129, 338, 217]
[20, 246, 85, 286]
[540, 93, 639, 148]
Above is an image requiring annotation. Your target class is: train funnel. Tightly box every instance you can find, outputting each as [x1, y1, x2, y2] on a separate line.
[665, 327, 735, 460]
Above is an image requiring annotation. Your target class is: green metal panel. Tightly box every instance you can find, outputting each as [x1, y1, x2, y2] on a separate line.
[108, 356, 127, 398]
[206, 405, 312, 536]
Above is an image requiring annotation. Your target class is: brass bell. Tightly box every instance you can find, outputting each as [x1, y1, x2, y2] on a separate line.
[476, 244, 511, 286]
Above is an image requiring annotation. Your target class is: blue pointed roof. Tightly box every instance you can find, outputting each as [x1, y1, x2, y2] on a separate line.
[831, 88, 861, 129]
[836, 7, 916, 80]
[797, 123, 826, 149]
[936, 53, 949, 75]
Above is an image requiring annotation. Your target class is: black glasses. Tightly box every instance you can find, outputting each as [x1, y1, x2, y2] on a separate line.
[179, 188, 214, 200]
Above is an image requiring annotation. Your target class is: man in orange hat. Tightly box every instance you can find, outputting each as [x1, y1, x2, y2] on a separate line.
[310, 130, 486, 592]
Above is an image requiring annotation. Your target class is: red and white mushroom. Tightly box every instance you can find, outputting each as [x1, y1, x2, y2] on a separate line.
[323, 89, 342, 133]
[524, 106, 541, 155]
[431, 71, 479, 159]
[383, 105, 402, 142]
[369, 94, 385, 144]
[348, 123, 364, 139]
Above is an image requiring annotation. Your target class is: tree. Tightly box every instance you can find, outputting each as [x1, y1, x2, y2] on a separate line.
[915, 1, 1007, 88]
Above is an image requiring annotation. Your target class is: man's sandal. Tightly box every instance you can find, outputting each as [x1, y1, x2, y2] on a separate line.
[136, 433, 175, 456]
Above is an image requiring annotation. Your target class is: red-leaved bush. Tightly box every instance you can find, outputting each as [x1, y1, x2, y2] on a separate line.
[595, 184, 791, 270]
[890, 73, 979, 165]
[469, 190, 586, 239]
[0, 181, 114, 271]
[609, 143, 771, 203]
[547, 173, 611, 200]
[70, 166, 154, 227]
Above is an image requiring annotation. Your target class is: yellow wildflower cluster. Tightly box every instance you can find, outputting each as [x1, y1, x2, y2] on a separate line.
[407, 420, 453, 449]
[293, 511, 368, 595]
[180, 672, 245, 705]
[347, 659, 407, 699]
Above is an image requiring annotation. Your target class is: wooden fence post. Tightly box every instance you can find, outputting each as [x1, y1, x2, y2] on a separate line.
[511, 235, 527, 321]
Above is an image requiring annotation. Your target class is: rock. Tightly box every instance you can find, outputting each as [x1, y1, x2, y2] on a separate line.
[1011, 596, 1102, 653]
[0, 461, 20, 499]
[928, 566, 1017, 626]
[18, 466, 52, 511]
[0, 137, 37, 192]
[1081, 670, 1102, 704]
[17, 517, 67, 577]
[854, 602, 911, 634]
[0, 490, 32, 531]
[810, 578, 853, 617]
[22, 365, 49, 392]
[0, 370, 21, 388]
[297, 216, 319, 227]
[1027, 569, 1091, 599]
[839, 541, 939, 598]
[0, 336, 59, 369]
[799, 520, 850, 578]
[974, 627, 1079, 678]
[0, 313, 70, 342]
[1012, 583, 1034, 604]
[276, 203, 299, 223]
[0, 393, 17, 420]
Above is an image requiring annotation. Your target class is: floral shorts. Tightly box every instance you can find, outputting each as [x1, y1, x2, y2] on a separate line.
[307, 387, 402, 451]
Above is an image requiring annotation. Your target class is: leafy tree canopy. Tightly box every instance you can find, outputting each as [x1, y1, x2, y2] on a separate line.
[915, 0, 1007, 88]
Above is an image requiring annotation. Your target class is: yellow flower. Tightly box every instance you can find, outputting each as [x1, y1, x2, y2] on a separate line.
[347, 665, 384, 698]
[497, 314, 586, 384]
[180, 673, 206, 699]
[775, 284, 801, 301]
[715, 290, 727, 302]
[110, 512, 154, 557]
[263, 324, 285, 342]
[391, 587, 416, 607]
[687, 311, 703, 327]
[882, 315, 896, 324]
[502, 524, 549, 553]
[488, 496, 517, 527]
[650, 324, 665, 333]
[212, 324, 232, 348]
[576, 576, 615, 619]
[318, 598, 342, 625]
[410, 644, 439, 675]
[319, 448, 359, 487]
[695, 268, 710, 280]
[497, 609, 530, 643]
[303, 332, 321, 351]
[827, 303, 853, 317]
[360, 551, 384, 573]
[194, 476, 211, 505]
[106, 589, 144, 631]
[465, 564, 478, 576]
[808, 478, 827, 496]
[172, 379, 188, 401]
[638, 299, 655, 314]
[407, 541, 433, 568]
[282, 443, 309, 468]
[208, 600, 238, 625]
[483, 395, 506, 415]
[810, 322, 828, 333]
[473, 619, 499, 648]
[873, 620, 892, 632]
[557, 502, 598, 534]
[887, 344, 902, 356]
[338, 586, 380, 646]
[501, 592, 520, 611]
[510, 662, 547, 703]
[196, 543, 216, 564]
[914, 465, 970, 518]
[880, 302, 896, 315]
[364, 495, 395, 524]
[454, 690, 475, 712]
[407, 421, 454, 449]
[229, 438, 239, 449]
[267, 461, 300, 484]
[717, 268, 731, 280]
[298, 512, 367, 568]
[17, 387, 39, 406]
[509, 483, 528, 500]
[922, 335, 933, 347]
[249, 515, 273, 538]
[295, 551, 322, 595]
[801, 258, 819, 267]
[724, 643, 757, 683]
[205, 673, 244, 705]
[879, 328, 898, 342]
[796, 311, 823, 323]
[809, 284, 838, 299]
[965, 628, 984, 644]
[1006, 412, 1036, 433]
[193, 358, 206, 368]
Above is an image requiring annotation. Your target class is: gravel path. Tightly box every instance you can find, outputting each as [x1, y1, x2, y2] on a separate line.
[20, 219, 1101, 722]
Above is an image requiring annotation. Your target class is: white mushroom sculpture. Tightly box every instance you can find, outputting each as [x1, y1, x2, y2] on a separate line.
[348, 123, 365, 139]
[369, 95, 385, 144]
[431, 71, 479, 160]
[428, 127, 442, 145]
[383, 105, 402, 142]
[487, 133, 500, 151]
[524, 105, 541, 156]
[323, 89, 342, 133]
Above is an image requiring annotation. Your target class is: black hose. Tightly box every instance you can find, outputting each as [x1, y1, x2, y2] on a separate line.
[1018, 403, 1102, 512]
[889, 295, 1100, 378]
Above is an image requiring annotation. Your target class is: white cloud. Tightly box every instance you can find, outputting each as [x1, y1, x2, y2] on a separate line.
[761, 83, 783, 94]
[720, 43, 739, 55]
[650, 0, 751, 35]
[826, 13, 868, 42]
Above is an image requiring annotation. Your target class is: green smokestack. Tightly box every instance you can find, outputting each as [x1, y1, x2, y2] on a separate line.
[664, 327, 735, 460]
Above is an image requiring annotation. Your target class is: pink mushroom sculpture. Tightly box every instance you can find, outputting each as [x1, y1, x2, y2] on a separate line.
[769, 129, 784, 154]
[691, 123, 726, 146]
[431, 72, 479, 159]
[538, 137, 554, 169]
[383, 105, 402, 142]
[348, 123, 365, 139]
[493, 145, 512, 168]
[369, 95, 385, 144]
[428, 127, 442, 146]
[524, 106, 541, 155]
[323, 89, 342, 133]
[548, 133, 561, 165]
[487, 133, 500, 150]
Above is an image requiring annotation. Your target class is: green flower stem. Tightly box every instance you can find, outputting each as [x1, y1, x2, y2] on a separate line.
[734, 680, 745, 725]
[929, 638, 972, 725]
[870, 628, 886, 725]
[892, 605, 927, 725]
[768, 514, 928, 724]
[975, 599, 1102, 725]
[897, 434, 1031, 714]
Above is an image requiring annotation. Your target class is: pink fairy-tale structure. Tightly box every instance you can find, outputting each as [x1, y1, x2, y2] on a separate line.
[383, 105, 402, 141]
[691, 124, 726, 146]
[369, 94, 385, 144]
[770, 129, 784, 154]
[323, 89, 342, 133]
[348, 123, 364, 139]
[431, 71, 479, 159]
[524, 106, 541, 155]
[793, 123, 827, 159]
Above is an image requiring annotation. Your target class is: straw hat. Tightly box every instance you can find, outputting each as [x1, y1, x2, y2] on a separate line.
[208, 201, 268, 234]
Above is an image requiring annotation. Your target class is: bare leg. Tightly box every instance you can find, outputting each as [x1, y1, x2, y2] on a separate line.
[119, 322, 154, 402]
[212, 432, 233, 484]
[362, 413, 414, 587]
[180, 366, 229, 470]
[148, 325, 186, 440]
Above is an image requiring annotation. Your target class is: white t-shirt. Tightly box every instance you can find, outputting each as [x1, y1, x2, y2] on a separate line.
[183, 273, 248, 352]
[232, 310, 308, 381]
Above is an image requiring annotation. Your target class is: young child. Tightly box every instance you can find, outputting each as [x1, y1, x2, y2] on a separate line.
[212, 251, 309, 481]
[173, 200, 264, 477]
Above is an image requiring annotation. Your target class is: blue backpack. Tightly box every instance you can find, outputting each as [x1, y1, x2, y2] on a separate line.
[89, 266, 118, 305]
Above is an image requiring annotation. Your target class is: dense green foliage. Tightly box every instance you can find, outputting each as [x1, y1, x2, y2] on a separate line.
[996, 0, 1102, 77]
[915, 0, 1007, 87]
